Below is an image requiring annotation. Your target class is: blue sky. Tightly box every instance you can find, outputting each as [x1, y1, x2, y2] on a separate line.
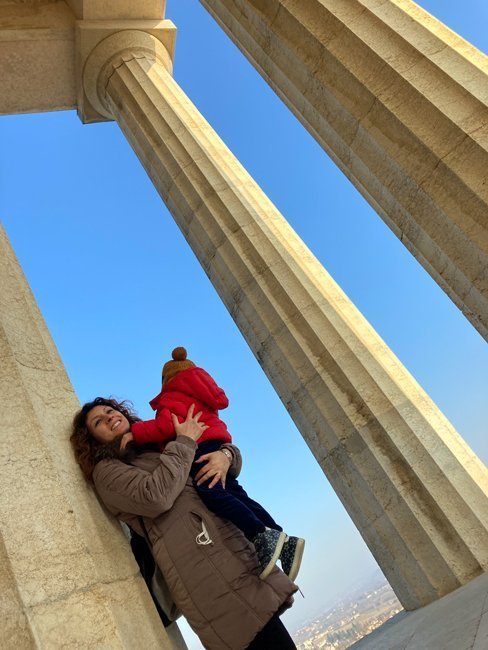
[1, 0, 487, 645]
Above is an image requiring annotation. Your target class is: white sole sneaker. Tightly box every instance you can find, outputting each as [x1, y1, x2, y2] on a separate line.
[259, 530, 287, 580]
[281, 536, 305, 583]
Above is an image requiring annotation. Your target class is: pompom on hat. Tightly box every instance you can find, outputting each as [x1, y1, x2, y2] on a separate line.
[162, 347, 195, 385]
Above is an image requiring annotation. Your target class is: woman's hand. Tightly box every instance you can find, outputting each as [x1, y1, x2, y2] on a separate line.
[194, 450, 232, 489]
[120, 431, 134, 450]
[171, 404, 208, 442]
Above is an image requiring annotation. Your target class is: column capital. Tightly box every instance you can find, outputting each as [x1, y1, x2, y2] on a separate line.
[77, 22, 175, 123]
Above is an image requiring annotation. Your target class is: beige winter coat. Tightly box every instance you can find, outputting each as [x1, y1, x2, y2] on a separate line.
[93, 435, 297, 649]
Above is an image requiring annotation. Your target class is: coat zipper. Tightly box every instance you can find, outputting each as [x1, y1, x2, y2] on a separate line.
[195, 519, 213, 546]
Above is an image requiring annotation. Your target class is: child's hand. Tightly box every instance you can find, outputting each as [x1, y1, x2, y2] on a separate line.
[194, 451, 231, 489]
[171, 404, 208, 442]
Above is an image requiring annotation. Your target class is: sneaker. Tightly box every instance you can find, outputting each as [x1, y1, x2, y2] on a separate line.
[252, 528, 287, 580]
[280, 536, 305, 582]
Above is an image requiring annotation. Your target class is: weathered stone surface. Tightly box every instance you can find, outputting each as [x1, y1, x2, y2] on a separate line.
[0, 1, 76, 115]
[0, 535, 35, 649]
[0, 226, 178, 648]
[65, 0, 166, 21]
[198, 0, 488, 340]
[84, 32, 488, 610]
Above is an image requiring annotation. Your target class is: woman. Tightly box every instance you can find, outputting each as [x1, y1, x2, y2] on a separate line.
[71, 397, 298, 649]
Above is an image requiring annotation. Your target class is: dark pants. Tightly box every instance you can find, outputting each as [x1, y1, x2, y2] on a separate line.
[191, 440, 282, 540]
[247, 614, 297, 649]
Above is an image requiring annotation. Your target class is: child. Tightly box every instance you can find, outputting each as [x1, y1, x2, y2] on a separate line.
[131, 347, 305, 581]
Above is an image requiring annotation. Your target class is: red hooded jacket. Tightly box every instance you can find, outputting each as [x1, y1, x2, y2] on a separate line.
[131, 367, 232, 446]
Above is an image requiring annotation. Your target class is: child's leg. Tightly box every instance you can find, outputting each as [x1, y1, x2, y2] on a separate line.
[224, 477, 282, 532]
[191, 441, 266, 540]
[192, 441, 289, 579]
[193, 440, 282, 531]
[226, 479, 305, 581]
[194, 476, 266, 540]
[196, 477, 288, 579]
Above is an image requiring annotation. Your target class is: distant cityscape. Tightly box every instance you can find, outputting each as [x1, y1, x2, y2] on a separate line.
[292, 577, 403, 649]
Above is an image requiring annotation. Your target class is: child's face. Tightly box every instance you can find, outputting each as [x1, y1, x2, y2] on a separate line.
[86, 405, 131, 443]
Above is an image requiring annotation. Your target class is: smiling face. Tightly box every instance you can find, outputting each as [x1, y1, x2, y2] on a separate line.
[86, 404, 131, 443]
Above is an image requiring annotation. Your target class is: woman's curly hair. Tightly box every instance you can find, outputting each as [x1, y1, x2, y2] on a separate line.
[70, 397, 140, 481]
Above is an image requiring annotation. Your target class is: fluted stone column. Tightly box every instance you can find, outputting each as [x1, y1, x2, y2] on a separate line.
[0, 225, 179, 648]
[82, 31, 488, 611]
[198, 0, 488, 341]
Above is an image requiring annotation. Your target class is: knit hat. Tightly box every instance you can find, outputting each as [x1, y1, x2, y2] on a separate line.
[162, 347, 195, 385]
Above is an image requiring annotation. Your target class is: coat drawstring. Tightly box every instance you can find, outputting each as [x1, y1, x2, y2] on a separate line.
[196, 520, 213, 546]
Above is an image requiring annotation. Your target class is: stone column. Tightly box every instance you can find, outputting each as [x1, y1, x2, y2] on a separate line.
[82, 31, 488, 611]
[0, 225, 178, 648]
[198, 0, 488, 341]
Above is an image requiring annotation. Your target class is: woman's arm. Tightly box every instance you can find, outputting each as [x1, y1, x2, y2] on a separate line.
[93, 435, 197, 518]
[93, 405, 208, 517]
